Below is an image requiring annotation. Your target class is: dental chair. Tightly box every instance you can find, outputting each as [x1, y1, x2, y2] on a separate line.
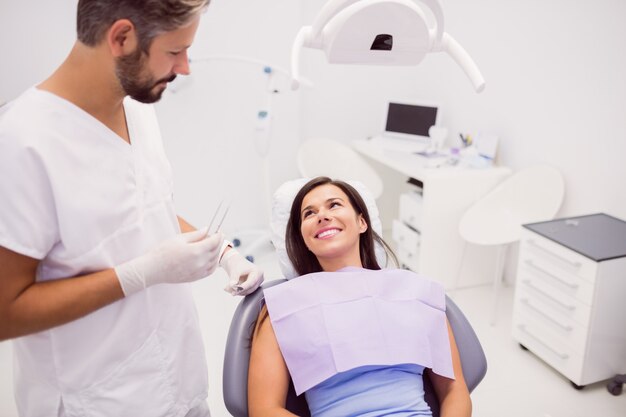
[223, 179, 488, 417]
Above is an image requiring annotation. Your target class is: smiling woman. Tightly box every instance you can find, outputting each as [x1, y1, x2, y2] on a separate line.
[286, 176, 392, 276]
[297, 182, 368, 271]
[247, 176, 473, 417]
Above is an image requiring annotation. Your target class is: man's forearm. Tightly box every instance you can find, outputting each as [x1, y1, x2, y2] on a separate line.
[177, 215, 196, 233]
[0, 269, 124, 341]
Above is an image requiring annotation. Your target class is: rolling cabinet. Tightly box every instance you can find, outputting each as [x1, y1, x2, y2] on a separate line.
[512, 213, 626, 388]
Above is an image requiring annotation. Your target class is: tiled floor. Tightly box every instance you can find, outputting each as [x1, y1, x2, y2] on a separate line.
[1, 248, 625, 416]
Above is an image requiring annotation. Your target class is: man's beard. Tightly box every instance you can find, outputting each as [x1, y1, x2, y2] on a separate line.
[115, 49, 176, 104]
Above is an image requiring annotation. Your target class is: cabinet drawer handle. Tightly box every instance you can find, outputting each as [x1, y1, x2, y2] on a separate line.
[527, 239, 582, 269]
[524, 260, 579, 289]
[522, 279, 576, 311]
[517, 324, 569, 359]
[520, 298, 573, 331]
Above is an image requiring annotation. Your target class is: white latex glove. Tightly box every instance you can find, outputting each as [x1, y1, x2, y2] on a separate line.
[220, 249, 264, 296]
[115, 229, 224, 296]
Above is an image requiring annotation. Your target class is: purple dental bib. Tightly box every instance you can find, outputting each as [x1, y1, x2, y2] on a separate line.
[263, 267, 454, 395]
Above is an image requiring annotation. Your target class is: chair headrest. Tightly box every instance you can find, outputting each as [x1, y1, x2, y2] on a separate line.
[270, 178, 386, 278]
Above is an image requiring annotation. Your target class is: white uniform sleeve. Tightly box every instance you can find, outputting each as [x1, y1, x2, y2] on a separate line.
[0, 125, 59, 259]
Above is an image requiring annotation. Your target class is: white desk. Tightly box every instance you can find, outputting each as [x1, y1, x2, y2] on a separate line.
[353, 139, 511, 289]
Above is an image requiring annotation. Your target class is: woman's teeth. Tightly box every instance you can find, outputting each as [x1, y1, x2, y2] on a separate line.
[317, 229, 339, 239]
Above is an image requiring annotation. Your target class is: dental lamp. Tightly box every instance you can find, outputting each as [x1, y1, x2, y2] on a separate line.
[291, 0, 485, 92]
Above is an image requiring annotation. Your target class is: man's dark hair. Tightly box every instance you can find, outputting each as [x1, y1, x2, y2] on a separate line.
[77, 0, 210, 52]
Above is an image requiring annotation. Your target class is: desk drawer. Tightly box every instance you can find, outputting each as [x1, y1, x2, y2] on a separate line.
[512, 315, 585, 384]
[521, 232, 597, 284]
[513, 289, 590, 354]
[399, 192, 423, 231]
[392, 219, 421, 252]
[398, 245, 420, 272]
[514, 280, 592, 329]
[518, 257, 596, 306]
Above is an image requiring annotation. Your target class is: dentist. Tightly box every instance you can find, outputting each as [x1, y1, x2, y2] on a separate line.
[0, 1, 263, 416]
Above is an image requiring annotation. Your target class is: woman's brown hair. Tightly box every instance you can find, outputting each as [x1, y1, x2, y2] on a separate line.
[285, 176, 396, 275]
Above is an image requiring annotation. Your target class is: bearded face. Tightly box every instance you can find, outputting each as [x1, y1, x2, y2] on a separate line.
[115, 48, 176, 104]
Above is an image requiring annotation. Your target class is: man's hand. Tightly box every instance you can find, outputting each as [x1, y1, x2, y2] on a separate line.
[220, 249, 264, 296]
[115, 229, 224, 296]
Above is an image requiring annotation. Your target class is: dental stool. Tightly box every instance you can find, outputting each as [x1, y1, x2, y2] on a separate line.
[223, 179, 488, 417]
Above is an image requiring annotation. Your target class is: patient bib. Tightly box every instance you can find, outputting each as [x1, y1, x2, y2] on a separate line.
[263, 267, 454, 395]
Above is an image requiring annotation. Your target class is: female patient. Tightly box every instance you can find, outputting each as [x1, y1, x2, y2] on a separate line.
[248, 177, 471, 417]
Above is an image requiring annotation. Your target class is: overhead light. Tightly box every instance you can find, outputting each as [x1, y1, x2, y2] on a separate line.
[291, 0, 485, 92]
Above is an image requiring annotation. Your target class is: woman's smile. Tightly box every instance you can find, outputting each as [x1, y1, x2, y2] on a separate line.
[315, 227, 341, 239]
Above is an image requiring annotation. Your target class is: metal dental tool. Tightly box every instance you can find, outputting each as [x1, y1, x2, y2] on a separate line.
[207, 201, 245, 294]
[206, 200, 230, 236]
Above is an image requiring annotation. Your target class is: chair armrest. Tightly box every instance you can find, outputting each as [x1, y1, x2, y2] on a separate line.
[445, 295, 488, 392]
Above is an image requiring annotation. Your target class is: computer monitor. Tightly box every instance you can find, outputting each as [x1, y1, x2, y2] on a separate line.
[382, 99, 441, 143]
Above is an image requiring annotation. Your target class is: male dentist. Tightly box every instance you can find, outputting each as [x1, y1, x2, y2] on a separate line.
[0, 1, 263, 416]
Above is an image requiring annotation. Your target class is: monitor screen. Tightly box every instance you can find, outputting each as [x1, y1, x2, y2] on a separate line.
[385, 102, 439, 137]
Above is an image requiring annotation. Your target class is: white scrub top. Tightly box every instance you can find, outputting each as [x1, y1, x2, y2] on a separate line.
[0, 88, 208, 417]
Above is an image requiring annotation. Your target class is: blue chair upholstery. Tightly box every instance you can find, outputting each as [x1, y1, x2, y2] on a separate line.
[223, 278, 487, 417]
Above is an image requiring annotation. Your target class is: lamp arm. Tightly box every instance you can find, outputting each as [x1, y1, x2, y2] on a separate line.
[417, 0, 444, 46]
[441, 32, 486, 93]
[291, 26, 311, 90]
[310, 0, 361, 41]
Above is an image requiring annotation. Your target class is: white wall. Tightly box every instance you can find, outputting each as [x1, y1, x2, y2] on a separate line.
[0, 1, 75, 102]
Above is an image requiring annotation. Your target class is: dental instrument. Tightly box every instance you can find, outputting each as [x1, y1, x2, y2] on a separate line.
[206, 200, 230, 237]
[206, 201, 247, 294]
